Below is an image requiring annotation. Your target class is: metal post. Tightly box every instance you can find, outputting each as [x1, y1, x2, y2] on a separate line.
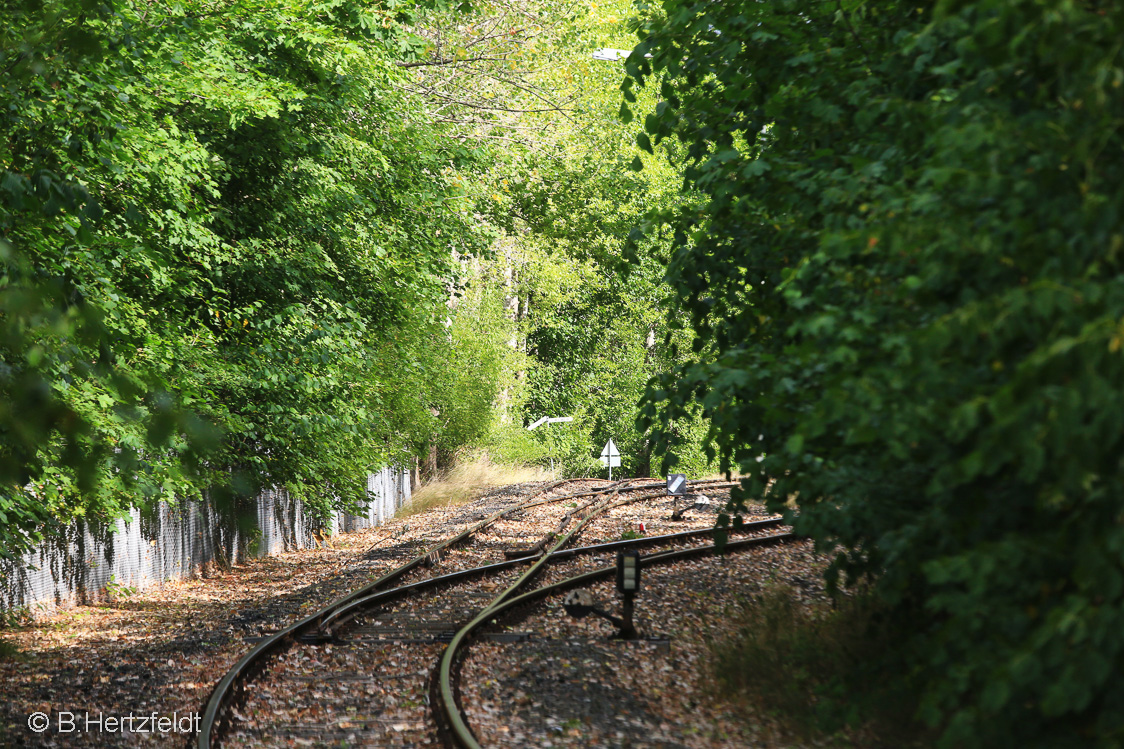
[620, 592, 636, 639]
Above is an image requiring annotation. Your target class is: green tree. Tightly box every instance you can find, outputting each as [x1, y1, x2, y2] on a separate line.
[1, 0, 490, 556]
[629, 1, 1124, 744]
[421, 0, 716, 478]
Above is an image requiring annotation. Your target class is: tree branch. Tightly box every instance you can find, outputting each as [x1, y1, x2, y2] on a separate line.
[397, 55, 508, 69]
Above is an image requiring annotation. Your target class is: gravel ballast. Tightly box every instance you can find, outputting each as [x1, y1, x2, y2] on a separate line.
[1, 479, 830, 748]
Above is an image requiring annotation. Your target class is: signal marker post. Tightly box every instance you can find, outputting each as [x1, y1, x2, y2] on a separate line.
[667, 473, 687, 519]
[527, 416, 573, 475]
[615, 549, 641, 639]
[599, 439, 621, 480]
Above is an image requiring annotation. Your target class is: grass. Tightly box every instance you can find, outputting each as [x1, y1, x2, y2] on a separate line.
[0, 606, 32, 629]
[397, 455, 551, 518]
[697, 471, 747, 482]
[0, 639, 20, 660]
[710, 585, 931, 747]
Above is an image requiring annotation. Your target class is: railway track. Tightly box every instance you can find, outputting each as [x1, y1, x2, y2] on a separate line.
[198, 477, 791, 748]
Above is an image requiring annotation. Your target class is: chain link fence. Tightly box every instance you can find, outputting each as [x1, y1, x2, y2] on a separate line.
[0, 466, 410, 616]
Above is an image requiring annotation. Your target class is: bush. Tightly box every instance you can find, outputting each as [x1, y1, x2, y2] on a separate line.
[711, 587, 928, 745]
[631, 2, 1124, 744]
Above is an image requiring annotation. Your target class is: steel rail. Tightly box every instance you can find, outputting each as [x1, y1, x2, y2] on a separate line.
[316, 480, 636, 633]
[575, 479, 739, 497]
[196, 476, 669, 747]
[507, 481, 738, 559]
[512, 476, 706, 512]
[436, 530, 795, 749]
[318, 517, 785, 633]
[321, 517, 786, 634]
[322, 477, 582, 616]
[479, 481, 641, 610]
[430, 484, 724, 746]
[198, 516, 782, 747]
[520, 478, 737, 510]
[197, 476, 584, 748]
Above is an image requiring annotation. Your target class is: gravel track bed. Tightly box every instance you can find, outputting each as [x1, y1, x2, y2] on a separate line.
[579, 486, 775, 543]
[518, 524, 792, 593]
[219, 474, 759, 742]
[0, 480, 556, 748]
[225, 561, 538, 747]
[220, 479, 616, 747]
[461, 539, 829, 749]
[225, 487, 797, 748]
[2, 478, 823, 748]
[227, 638, 444, 747]
[385, 480, 608, 588]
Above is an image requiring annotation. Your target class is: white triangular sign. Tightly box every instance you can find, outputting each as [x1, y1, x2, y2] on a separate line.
[599, 439, 621, 469]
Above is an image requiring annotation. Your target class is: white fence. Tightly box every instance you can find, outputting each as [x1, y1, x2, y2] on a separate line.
[0, 467, 410, 614]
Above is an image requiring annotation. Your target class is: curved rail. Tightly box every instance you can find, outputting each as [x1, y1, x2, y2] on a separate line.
[198, 476, 746, 747]
[198, 476, 715, 747]
[436, 529, 795, 749]
[432, 481, 758, 746]
[198, 477, 587, 747]
[321, 517, 785, 631]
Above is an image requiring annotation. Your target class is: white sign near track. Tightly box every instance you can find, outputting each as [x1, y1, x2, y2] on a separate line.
[599, 439, 621, 480]
[599, 439, 621, 467]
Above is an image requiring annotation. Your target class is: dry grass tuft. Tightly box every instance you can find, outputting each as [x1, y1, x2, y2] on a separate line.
[710, 585, 929, 745]
[697, 471, 747, 482]
[397, 456, 551, 517]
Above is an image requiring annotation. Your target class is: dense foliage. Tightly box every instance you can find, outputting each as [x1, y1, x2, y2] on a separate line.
[407, 0, 716, 478]
[629, 1, 1124, 744]
[0, 0, 491, 558]
[1, 0, 720, 566]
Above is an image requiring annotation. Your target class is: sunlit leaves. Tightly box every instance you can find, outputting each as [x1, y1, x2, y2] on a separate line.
[0, 0, 489, 556]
